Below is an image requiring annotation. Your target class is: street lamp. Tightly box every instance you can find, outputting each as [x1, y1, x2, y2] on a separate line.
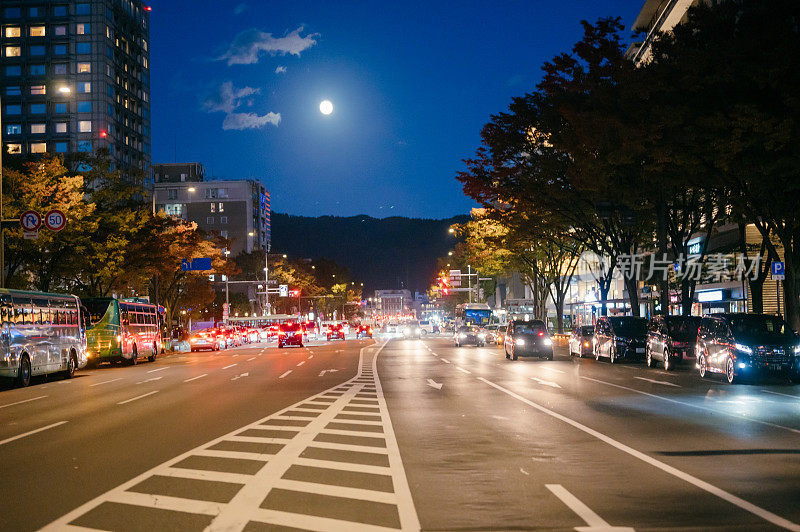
[448, 251, 453, 256]
[448, 227, 455, 234]
[58, 86, 71, 94]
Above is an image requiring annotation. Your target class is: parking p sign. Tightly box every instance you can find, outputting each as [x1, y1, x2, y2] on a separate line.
[771, 261, 785, 281]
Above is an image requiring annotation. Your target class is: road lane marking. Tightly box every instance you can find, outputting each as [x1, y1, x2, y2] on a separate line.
[247, 357, 256, 361]
[478, 376, 800, 531]
[440, 358, 451, 364]
[530, 376, 562, 389]
[763, 390, 800, 399]
[222, 364, 237, 370]
[279, 370, 292, 378]
[44, 341, 420, 532]
[634, 376, 681, 387]
[147, 367, 168, 373]
[0, 395, 47, 409]
[308, 354, 314, 359]
[541, 366, 565, 374]
[117, 391, 159, 405]
[184, 374, 207, 383]
[136, 376, 163, 384]
[297, 361, 306, 367]
[581, 376, 800, 435]
[456, 366, 471, 374]
[0, 421, 68, 447]
[546, 484, 633, 531]
[89, 377, 124, 387]
[231, 372, 250, 381]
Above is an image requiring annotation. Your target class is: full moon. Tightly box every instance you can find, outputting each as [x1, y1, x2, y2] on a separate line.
[319, 100, 334, 115]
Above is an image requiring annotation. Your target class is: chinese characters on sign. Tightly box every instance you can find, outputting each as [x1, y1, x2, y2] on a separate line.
[615, 253, 762, 282]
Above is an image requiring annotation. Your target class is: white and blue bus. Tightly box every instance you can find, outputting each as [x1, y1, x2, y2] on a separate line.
[0, 289, 88, 387]
[454, 303, 492, 328]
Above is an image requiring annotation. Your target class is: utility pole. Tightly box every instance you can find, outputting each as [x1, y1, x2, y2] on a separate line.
[264, 243, 270, 315]
[0, 93, 4, 288]
[468, 265, 472, 303]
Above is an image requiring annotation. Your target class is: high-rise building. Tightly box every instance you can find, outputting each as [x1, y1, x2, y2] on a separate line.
[152, 170, 271, 256]
[0, 1, 151, 174]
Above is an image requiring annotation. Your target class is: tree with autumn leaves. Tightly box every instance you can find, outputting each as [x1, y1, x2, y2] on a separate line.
[457, 1, 800, 327]
[2, 152, 231, 330]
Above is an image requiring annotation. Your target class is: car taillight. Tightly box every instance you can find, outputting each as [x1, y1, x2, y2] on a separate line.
[538, 331, 544, 336]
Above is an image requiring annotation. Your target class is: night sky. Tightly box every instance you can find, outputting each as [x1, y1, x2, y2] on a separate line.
[150, 0, 644, 218]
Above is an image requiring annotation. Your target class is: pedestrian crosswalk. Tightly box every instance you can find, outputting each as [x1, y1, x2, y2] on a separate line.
[43, 343, 420, 531]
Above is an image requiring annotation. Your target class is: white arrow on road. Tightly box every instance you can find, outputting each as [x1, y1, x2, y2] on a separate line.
[318, 369, 339, 377]
[530, 376, 562, 389]
[231, 372, 249, 381]
[136, 376, 163, 384]
[427, 378, 443, 390]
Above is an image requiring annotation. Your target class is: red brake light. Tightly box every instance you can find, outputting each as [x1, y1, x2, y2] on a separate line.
[538, 331, 544, 336]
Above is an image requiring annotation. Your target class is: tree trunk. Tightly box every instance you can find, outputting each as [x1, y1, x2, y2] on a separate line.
[656, 200, 669, 316]
[555, 297, 565, 333]
[598, 278, 611, 317]
[680, 280, 695, 316]
[782, 247, 800, 330]
[624, 276, 640, 317]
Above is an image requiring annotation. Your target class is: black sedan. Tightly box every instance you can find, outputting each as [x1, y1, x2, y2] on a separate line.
[454, 325, 485, 347]
[593, 316, 648, 363]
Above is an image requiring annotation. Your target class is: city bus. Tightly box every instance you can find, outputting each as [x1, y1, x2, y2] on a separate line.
[84, 298, 161, 366]
[454, 303, 493, 328]
[0, 289, 87, 387]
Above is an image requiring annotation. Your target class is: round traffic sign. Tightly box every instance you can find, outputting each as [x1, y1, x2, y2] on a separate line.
[20, 210, 41, 231]
[44, 209, 67, 231]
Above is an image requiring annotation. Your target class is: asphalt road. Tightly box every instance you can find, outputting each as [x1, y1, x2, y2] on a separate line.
[1, 335, 798, 531]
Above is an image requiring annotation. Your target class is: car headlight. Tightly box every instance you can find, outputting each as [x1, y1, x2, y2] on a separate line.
[584, 341, 589, 347]
[459, 333, 466, 339]
[794, 344, 800, 355]
[735, 343, 753, 355]
[478, 333, 486, 339]
[515, 338, 525, 346]
[543, 338, 552, 346]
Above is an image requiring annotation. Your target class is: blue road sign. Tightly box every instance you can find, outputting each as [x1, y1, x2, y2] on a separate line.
[771, 261, 785, 280]
[181, 258, 212, 271]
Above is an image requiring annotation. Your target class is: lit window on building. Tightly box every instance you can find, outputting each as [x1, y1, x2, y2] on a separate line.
[6, 144, 22, 154]
[54, 26, 67, 36]
[77, 23, 90, 35]
[31, 124, 46, 134]
[30, 143, 47, 154]
[55, 123, 67, 133]
[78, 121, 92, 133]
[164, 204, 183, 216]
[219, 203, 224, 213]
[4, 27, 21, 38]
[77, 63, 91, 73]
[210, 203, 216, 213]
[6, 125, 21, 135]
[30, 85, 46, 95]
[30, 26, 46, 37]
[5, 46, 21, 57]
[77, 82, 91, 93]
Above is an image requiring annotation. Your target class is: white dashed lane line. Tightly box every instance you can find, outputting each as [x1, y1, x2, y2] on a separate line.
[43, 342, 420, 531]
[278, 370, 292, 379]
[0, 395, 47, 409]
[116, 391, 159, 405]
[183, 374, 208, 383]
[222, 364, 237, 370]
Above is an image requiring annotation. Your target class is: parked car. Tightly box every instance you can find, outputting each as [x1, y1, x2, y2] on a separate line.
[696, 313, 799, 383]
[504, 319, 553, 360]
[278, 322, 305, 348]
[327, 323, 345, 341]
[569, 326, 595, 357]
[593, 316, 648, 363]
[356, 324, 373, 339]
[189, 329, 224, 352]
[646, 315, 701, 370]
[454, 325, 485, 347]
[304, 322, 319, 338]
